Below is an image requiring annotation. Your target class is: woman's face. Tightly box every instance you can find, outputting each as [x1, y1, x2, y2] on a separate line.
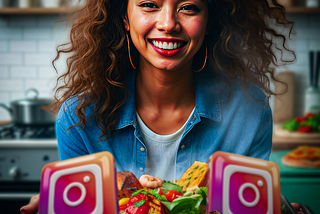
[125, 0, 208, 71]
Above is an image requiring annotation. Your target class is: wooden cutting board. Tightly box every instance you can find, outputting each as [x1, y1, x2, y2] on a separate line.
[274, 127, 320, 139]
[0, 120, 11, 126]
[273, 72, 295, 124]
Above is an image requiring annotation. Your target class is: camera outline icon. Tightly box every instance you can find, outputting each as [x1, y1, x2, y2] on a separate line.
[39, 151, 118, 214]
[223, 164, 273, 213]
[207, 151, 281, 214]
[48, 164, 103, 213]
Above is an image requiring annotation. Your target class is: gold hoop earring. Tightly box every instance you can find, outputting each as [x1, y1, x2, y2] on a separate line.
[195, 42, 207, 72]
[126, 33, 136, 69]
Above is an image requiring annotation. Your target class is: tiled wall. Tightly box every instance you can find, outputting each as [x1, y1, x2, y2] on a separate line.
[0, 13, 320, 121]
[279, 14, 320, 117]
[0, 15, 70, 120]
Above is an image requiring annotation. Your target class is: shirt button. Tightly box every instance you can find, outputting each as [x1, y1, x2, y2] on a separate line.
[181, 145, 185, 149]
[192, 116, 196, 121]
[140, 147, 145, 152]
[139, 167, 143, 171]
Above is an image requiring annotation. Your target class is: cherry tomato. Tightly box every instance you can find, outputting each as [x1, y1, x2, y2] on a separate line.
[164, 190, 183, 202]
[158, 188, 165, 196]
[126, 193, 150, 214]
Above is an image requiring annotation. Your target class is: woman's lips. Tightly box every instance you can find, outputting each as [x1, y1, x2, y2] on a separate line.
[148, 39, 186, 57]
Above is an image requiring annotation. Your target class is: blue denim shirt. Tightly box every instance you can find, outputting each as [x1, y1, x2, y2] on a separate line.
[56, 70, 272, 180]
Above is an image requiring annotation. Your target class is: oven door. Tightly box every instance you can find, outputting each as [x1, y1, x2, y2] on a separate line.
[0, 141, 59, 213]
[0, 181, 40, 213]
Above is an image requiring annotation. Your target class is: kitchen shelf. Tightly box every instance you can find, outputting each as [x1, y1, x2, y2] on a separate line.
[0, 7, 80, 15]
[285, 6, 320, 14]
[0, 6, 319, 15]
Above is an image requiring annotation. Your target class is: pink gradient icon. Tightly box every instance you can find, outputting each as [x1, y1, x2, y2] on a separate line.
[207, 151, 281, 214]
[39, 152, 118, 214]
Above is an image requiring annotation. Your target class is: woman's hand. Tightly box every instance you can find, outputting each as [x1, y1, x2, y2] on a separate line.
[291, 203, 305, 214]
[139, 174, 163, 189]
[20, 194, 39, 214]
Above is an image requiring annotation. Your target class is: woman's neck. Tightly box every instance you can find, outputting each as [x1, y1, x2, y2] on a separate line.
[135, 62, 195, 111]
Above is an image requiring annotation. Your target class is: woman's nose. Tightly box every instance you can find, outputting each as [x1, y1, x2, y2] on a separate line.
[156, 8, 181, 33]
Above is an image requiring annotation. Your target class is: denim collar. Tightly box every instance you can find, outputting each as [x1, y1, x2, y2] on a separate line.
[115, 69, 221, 130]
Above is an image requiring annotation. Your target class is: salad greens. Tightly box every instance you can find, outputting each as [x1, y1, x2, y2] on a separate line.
[130, 182, 207, 214]
[161, 180, 183, 193]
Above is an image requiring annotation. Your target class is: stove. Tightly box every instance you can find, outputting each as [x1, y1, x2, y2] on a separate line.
[0, 123, 59, 213]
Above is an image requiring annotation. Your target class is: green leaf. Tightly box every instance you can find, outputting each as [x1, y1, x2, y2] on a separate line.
[197, 187, 208, 205]
[160, 195, 168, 202]
[131, 188, 146, 197]
[161, 180, 183, 193]
[134, 200, 146, 207]
[162, 195, 203, 214]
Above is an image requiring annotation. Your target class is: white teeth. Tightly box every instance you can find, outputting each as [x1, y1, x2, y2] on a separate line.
[173, 43, 177, 49]
[151, 40, 183, 50]
[163, 42, 168, 49]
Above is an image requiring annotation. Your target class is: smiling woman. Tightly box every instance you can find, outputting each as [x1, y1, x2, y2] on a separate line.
[125, 0, 208, 71]
[19, 0, 299, 213]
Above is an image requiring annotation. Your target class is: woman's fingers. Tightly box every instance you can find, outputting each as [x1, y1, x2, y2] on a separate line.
[20, 194, 40, 214]
[291, 203, 301, 210]
[291, 203, 306, 214]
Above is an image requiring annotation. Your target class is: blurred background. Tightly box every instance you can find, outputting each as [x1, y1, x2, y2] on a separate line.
[0, 0, 319, 213]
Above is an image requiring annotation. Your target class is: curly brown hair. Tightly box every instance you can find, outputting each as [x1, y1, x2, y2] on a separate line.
[50, 0, 295, 140]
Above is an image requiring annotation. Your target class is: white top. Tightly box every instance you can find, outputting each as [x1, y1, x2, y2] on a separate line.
[136, 109, 195, 181]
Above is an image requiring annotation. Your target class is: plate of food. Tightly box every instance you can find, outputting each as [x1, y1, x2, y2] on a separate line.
[274, 112, 320, 139]
[116, 161, 218, 214]
[282, 146, 320, 169]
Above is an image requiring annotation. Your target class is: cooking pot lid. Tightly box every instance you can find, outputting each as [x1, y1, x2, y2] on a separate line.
[11, 88, 53, 105]
[12, 98, 53, 105]
[270, 150, 320, 177]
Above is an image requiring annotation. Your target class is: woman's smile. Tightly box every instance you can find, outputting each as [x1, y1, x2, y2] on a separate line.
[125, 0, 208, 70]
[148, 38, 187, 57]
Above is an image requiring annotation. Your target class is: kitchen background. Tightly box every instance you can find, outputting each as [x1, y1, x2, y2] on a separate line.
[0, 0, 320, 213]
[0, 0, 319, 120]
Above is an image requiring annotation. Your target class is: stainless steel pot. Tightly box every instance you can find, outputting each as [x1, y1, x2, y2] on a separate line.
[0, 88, 55, 126]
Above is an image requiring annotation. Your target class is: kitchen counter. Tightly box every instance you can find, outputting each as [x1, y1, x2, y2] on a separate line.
[272, 132, 320, 151]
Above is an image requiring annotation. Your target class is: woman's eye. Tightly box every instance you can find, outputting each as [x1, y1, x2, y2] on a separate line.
[180, 5, 200, 12]
[139, 3, 159, 9]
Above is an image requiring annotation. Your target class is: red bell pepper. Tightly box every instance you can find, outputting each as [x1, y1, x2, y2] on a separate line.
[296, 117, 305, 124]
[297, 126, 312, 133]
[125, 193, 150, 214]
[304, 112, 317, 120]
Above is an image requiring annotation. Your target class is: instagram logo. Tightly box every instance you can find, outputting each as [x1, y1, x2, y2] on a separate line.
[39, 152, 118, 214]
[207, 151, 281, 214]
